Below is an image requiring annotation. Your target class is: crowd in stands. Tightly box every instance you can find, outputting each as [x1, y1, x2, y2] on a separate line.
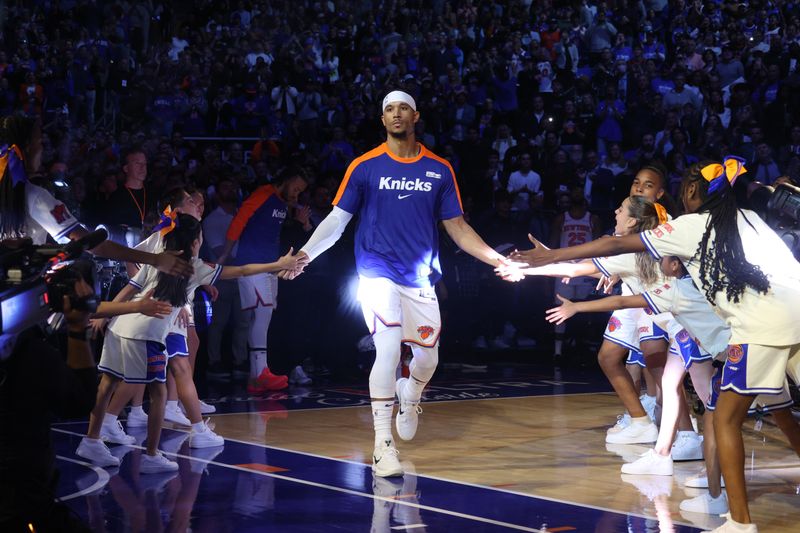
[3, 0, 800, 365]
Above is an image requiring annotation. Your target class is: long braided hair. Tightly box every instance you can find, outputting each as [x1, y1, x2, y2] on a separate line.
[681, 160, 770, 304]
[0, 115, 34, 238]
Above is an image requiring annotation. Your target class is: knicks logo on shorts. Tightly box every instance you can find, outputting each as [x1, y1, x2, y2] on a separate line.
[712, 372, 721, 395]
[417, 325, 435, 340]
[607, 317, 622, 332]
[727, 344, 746, 364]
[676, 329, 690, 343]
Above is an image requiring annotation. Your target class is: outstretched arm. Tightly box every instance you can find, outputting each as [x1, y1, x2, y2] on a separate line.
[510, 233, 646, 267]
[68, 226, 192, 277]
[219, 248, 308, 280]
[442, 215, 507, 267]
[545, 294, 649, 325]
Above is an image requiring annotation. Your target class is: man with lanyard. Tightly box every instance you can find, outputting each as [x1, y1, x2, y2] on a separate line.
[105, 147, 156, 231]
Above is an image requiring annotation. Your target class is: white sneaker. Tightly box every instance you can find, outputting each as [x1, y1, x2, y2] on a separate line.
[372, 439, 403, 477]
[126, 408, 148, 428]
[189, 421, 225, 448]
[701, 514, 757, 533]
[680, 491, 729, 514]
[100, 420, 136, 445]
[140, 452, 179, 474]
[289, 365, 312, 386]
[607, 413, 631, 434]
[76, 437, 121, 467]
[621, 449, 674, 476]
[164, 404, 191, 426]
[640, 394, 658, 422]
[395, 378, 422, 441]
[605, 421, 659, 444]
[199, 400, 217, 414]
[672, 431, 704, 461]
[685, 473, 725, 489]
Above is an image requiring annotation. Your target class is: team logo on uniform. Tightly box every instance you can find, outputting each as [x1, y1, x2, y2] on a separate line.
[727, 344, 745, 364]
[676, 329, 690, 343]
[663, 223, 674, 234]
[607, 316, 622, 332]
[654, 228, 664, 238]
[425, 170, 442, 179]
[638, 326, 649, 333]
[417, 325, 435, 340]
[50, 203, 69, 224]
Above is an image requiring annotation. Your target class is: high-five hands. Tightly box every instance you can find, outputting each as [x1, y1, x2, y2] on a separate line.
[508, 233, 554, 268]
[278, 249, 310, 280]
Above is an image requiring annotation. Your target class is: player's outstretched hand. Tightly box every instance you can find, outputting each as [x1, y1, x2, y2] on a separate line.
[509, 234, 555, 268]
[136, 289, 174, 318]
[277, 248, 310, 275]
[495, 260, 528, 282]
[545, 295, 577, 325]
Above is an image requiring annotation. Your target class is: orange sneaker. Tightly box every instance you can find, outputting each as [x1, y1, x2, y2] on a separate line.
[247, 368, 288, 395]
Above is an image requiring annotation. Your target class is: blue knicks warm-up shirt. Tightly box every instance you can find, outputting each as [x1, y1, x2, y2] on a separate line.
[226, 184, 287, 266]
[333, 143, 463, 288]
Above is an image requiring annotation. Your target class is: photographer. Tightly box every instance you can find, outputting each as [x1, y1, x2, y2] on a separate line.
[0, 276, 97, 532]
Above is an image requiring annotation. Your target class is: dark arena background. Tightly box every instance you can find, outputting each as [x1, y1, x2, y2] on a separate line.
[2, 1, 800, 532]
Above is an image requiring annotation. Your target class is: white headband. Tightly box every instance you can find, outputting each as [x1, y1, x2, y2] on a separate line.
[382, 90, 416, 112]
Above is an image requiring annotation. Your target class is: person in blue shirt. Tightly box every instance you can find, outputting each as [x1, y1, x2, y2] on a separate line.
[289, 90, 506, 478]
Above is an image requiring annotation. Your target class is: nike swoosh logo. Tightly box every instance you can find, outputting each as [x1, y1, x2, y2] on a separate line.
[397, 193, 412, 200]
[374, 456, 381, 464]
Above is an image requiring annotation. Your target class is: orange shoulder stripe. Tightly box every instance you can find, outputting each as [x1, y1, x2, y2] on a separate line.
[422, 147, 463, 212]
[332, 144, 388, 206]
[226, 185, 274, 241]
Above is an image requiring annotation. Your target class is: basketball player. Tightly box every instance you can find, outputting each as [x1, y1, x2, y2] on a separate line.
[287, 90, 507, 477]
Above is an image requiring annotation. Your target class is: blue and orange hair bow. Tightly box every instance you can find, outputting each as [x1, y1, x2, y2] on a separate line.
[701, 155, 747, 194]
[654, 203, 668, 225]
[0, 144, 28, 186]
[152, 205, 178, 236]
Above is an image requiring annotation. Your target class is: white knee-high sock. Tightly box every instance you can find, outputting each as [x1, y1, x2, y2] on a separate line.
[249, 306, 274, 378]
[404, 345, 438, 402]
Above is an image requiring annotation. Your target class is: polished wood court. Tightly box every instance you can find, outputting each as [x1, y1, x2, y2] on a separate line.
[212, 392, 800, 532]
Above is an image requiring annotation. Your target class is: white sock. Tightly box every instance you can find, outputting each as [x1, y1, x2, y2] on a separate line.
[251, 351, 267, 378]
[403, 374, 427, 403]
[130, 405, 145, 416]
[191, 421, 205, 433]
[102, 413, 118, 426]
[166, 400, 179, 410]
[372, 400, 394, 445]
[632, 415, 651, 425]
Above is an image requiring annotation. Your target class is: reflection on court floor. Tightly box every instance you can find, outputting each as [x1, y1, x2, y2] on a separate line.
[51, 367, 800, 532]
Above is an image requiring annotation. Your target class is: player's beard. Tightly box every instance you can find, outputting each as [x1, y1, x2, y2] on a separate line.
[388, 129, 410, 140]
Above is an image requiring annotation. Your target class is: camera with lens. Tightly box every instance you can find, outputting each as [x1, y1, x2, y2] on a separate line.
[738, 179, 800, 261]
[0, 231, 105, 357]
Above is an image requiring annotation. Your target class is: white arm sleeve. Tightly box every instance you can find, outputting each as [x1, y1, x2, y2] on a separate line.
[300, 206, 353, 261]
